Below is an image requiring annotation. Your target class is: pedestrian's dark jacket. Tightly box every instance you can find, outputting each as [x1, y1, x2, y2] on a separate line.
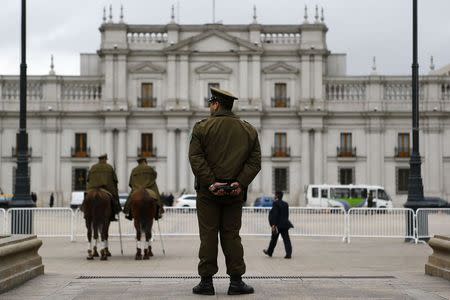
[189, 109, 261, 190]
[269, 200, 294, 229]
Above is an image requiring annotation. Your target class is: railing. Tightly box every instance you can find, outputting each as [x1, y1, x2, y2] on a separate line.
[137, 147, 157, 158]
[260, 33, 301, 44]
[383, 82, 424, 100]
[2, 207, 449, 244]
[5, 208, 74, 240]
[0, 208, 5, 235]
[325, 81, 366, 100]
[441, 83, 450, 100]
[127, 32, 168, 44]
[11, 147, 32, 158]
[137, 97, 157, 108]
[1, 80, 43, 100]
[61, 81, 102, 100]
[271, 147, 291, 158]
[347, 208, 415, 242]
[395, 147, 411, 158]
[71, 147, 91, 158]
[271, 97, 290, 108]
[416, 208, 450, 240]
[337, 146, 356, 157]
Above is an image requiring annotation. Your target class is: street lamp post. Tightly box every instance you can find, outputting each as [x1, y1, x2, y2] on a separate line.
[11, 0, 35, 233]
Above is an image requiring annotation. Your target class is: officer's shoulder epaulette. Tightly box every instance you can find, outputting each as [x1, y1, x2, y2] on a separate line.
[194, 118, 208, 127]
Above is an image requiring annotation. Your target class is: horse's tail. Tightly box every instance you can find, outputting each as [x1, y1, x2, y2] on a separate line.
[140, 189, 155, 231]
[91, 188, 109, 236]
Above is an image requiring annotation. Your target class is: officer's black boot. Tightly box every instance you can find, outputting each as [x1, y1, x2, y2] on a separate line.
[192, 276, 215, 296]
[227, 276, 254, 295]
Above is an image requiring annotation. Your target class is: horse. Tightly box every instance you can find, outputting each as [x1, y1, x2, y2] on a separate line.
[82, 188, 112, 260]
[130, 188, 157, 260]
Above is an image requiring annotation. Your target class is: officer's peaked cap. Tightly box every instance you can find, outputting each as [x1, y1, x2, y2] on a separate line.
[210, 87, 238, 102]
[98, 153, 108, 160]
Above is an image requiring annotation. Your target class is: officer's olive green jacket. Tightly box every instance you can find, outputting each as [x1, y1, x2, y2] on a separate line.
[189, 109, 261, 189]
[86, 162, 118, 197]
[129, 164, 161, 202]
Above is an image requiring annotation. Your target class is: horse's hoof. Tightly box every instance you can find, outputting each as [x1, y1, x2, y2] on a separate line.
[143, 249, 150, 260]
[86, 255, 94, 260]
[93, 246, 99, 257]
[100, 249, 108, 261]
[135, 254, 142, 260]
[105, 247, 111, 257]
[148, 246, 154, 257]
[100, 255, 108, 261]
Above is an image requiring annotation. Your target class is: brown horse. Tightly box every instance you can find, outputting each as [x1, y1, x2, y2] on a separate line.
[130, 188, 157, 260]
[82, 188, 112, 260]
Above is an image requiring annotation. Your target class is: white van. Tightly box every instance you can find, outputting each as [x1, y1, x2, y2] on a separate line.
[70, 191, 85, 209]
[305, 184, 393, 210]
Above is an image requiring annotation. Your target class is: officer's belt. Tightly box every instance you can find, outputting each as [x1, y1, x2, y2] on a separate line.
[215, 179, 236, 184]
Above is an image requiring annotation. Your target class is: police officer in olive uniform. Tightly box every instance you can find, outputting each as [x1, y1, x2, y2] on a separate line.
[86, 154, 121, 221]
[123, 156, 164, 220]
[189, 87, 261, 296]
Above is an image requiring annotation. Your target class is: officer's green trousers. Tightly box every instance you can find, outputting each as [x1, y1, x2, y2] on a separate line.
[196, 191, 246, 277]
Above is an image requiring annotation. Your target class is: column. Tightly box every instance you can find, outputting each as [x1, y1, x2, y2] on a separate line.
[166, 129, 176, 192]
[104, 130, 114, 160]
[104, 55, 114, 102]
[314, 55, 323, 100]
[301, 129, 310, 188]
[239, 54, 248, 101]
[300, 55, 311, 101]
[167, 55, 176, 101]
[179, 130, 189, 191]
[314, 130, 323, 184]
[251, 55, 261, 102]
[117, 129, 127, 192]
[179, 55, 189, 102]
[117, 55, 127, 103]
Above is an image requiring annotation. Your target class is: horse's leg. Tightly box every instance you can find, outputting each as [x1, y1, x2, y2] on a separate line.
[86, 218, 94, 260]
[104, 220, 111, 257]
[100, 223, 109, 261]
[144, 218, 154, 259]
[93, 238, 99, 257]
[134, 218, 142, 260]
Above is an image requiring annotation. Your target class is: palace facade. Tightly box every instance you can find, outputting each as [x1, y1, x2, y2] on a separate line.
[1, 7, 450, 207]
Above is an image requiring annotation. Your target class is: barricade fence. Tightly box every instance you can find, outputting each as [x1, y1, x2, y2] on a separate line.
[2, 207, 450, 243]
[416, 208, 450, 240]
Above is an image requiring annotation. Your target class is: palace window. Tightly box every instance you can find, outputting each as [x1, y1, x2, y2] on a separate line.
[139, 133, 156, 157]
[272, 132, 290, 157]
[72, 133, 89, 157]
[73, 168, 88, 191]
[339, 167, 354, 185]
[396, 133, 410, 157]
[338, 132, 356, 157]
[397, 168, 409, 194]
[271, 83, 289, 107]
[139, 83, 156, 107]
[273, 167, 289, 193]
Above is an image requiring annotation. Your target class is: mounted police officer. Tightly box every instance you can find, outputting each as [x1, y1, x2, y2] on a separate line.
[189, 87, 261, 295]
[86, 154, 121, 221]
[123, 156, 164, 220]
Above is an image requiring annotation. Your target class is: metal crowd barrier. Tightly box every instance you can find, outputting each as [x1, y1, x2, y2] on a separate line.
[347, 208, 415, 243]
[416, 208, 450, 240]
[2, 207, 450, 244]
[5, 208, 74, 240]
[0, 208, 5, 235]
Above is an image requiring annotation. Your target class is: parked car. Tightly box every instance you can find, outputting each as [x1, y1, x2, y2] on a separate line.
[119, 193, 128, 207]
[253, 196, 274, 208]
[174, 194, 197, 208]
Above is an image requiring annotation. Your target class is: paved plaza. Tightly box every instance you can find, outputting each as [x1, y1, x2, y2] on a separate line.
[1, 235, 450, 299]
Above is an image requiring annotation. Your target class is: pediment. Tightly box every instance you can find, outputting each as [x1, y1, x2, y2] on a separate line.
[195, 62, 232, 74]
[164, 29, 260, 53]
[262, 62, 299, 74]
[128, 62, 166, 74]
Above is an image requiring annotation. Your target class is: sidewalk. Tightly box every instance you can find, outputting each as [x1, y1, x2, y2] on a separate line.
[2, 236, 449, 299]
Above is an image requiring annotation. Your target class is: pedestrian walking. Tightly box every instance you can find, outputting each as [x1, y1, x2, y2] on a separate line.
[189, 87, 261, 296]
[49, 192, 54, 207]
[263, 191, 293, 259]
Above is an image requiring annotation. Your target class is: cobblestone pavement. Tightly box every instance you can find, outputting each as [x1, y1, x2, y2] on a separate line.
[2, 236, 450, 299]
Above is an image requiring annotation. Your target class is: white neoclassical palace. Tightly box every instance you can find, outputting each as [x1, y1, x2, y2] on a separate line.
[1, 6, 450, 207]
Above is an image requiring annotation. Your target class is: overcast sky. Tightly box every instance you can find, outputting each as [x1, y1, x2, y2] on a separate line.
[0, 0, 449, 76]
